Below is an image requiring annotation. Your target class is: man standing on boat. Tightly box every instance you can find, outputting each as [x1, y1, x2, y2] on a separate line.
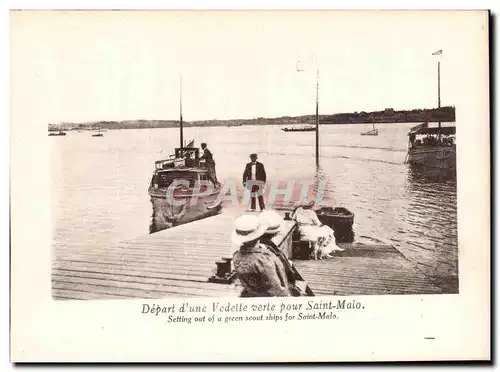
[200, 143, 217, 184]
[243, 153, 266, 211]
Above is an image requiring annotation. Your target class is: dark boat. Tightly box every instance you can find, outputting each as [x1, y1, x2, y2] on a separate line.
[315, 206, 355, 243]
[48, 131, 66, 136]
[92, 127, 103, 137]
[148, 145, 223, 230]
[282, 125, 316, 132]
[405, 50, 456, 170]
[405, 122, 456, 169]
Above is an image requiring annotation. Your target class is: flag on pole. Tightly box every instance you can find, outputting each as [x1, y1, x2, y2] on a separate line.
[432, 49, 443, 56]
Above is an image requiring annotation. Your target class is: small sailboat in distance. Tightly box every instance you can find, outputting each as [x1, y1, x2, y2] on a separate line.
[361, 122, 378, 136]
[92, 127, 104, 137]
[48, 123, 67, 136]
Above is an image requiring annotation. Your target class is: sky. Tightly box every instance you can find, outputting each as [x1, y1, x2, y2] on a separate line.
[11, 10, 488, 123]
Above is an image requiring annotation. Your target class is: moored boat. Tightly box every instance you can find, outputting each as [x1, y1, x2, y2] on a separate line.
[92, 127, 104, 137]
[315, 206, 355, 243]
[148, 144, 223, 231]
[405, 122, 456, 169]
[361, 123, 378, 136]
[361, 129, 378, 136]
[48, 131, 66, 136]
[282, 125, 316, 132]
[148, 76, 223, 232]
[405, 49, 456, 170]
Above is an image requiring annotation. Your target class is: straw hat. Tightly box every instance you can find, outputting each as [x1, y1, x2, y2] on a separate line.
[260, 210, 282, 235]
[231, 214, 268, 246]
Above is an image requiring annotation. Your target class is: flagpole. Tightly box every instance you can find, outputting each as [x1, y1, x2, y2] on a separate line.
[296, 59, 320, 168]
[432, 49, 443, 132]
[437, 59, 441, 130]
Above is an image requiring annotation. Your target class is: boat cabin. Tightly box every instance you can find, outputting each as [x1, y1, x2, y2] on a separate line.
[151, 169, 211, 189]
[151, 147, 216, 190]
[154, 147, 201, 170]
[408, 123, 456, 148]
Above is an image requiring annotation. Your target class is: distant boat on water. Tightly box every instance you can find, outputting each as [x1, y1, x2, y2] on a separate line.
[49, 124, 67, 136]
[282, 125, 316, 132]
[361, 123, 378, 136]
[92, 127, 103, 137]
[48, 131, 66, 136]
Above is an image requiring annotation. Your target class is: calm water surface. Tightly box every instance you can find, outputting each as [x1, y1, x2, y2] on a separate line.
[51, 123, 458, 290]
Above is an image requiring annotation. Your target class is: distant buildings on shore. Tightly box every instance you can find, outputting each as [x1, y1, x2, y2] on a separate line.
[49, 106, 455, 131]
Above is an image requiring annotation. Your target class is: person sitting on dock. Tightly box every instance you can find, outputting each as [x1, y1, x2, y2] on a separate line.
[200, 143, 217, 184]
[292, 204, 344, 259]
[242, 153, 266, 211]
[259, 210, 309, 296]
[232, 214, 290, 297]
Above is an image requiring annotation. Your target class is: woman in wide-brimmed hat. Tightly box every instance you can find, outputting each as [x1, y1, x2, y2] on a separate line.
[232, 214, 290, 297]
[258, 210, 309, 296]
[292, 202, 344, 259]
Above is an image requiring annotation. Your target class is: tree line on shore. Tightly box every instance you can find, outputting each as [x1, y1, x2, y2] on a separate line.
[49, 106, 455, 131]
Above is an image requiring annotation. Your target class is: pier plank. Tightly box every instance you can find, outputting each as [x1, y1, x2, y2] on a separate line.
[52, 274, 240, 298]
[53, 211, 441, 299]
[293, 243, 442, 295]
[52, 213, 295, 300]
[51, 271, 241, 294]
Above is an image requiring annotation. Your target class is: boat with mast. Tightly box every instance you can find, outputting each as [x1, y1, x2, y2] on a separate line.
[405, 50, 456, 170]
[48, 123, 67, 136]
[92, 127, 103, 137]
[148, 77, 223, 232]
[361, 122, 378, 136]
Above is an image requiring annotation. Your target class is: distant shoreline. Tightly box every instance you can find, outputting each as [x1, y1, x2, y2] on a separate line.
[49, 106, 455, 131]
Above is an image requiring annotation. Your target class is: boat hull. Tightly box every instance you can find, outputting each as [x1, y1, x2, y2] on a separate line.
[315, 207, 355, 243]
[282, 128, 316, 132]
[407, 145, 456, 169]
[148, 186, 223, 232]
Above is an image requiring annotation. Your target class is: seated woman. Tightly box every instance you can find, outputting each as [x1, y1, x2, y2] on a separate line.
[292, 204, 344, 259]
[232, 214, 291, 297]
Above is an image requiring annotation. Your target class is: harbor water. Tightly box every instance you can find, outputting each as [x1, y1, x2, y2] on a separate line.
[51, 122, 458, 291]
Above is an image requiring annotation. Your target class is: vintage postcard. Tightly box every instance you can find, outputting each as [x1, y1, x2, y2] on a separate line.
[10, 10, 490, 362]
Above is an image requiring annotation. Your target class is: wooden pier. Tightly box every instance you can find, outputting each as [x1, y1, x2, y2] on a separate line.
[53, 211, 442, 300]
[293, 243, 442, 295]
[52, 211, 296, 300]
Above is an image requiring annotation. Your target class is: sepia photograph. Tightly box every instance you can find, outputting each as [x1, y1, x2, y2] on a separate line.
[43, 11, 460, 299]
[10, 8, 490, 362]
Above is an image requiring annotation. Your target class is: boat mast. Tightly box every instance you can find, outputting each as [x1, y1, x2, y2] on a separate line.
[296, 59, 319, 167]
[180, 74, 184, 149]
